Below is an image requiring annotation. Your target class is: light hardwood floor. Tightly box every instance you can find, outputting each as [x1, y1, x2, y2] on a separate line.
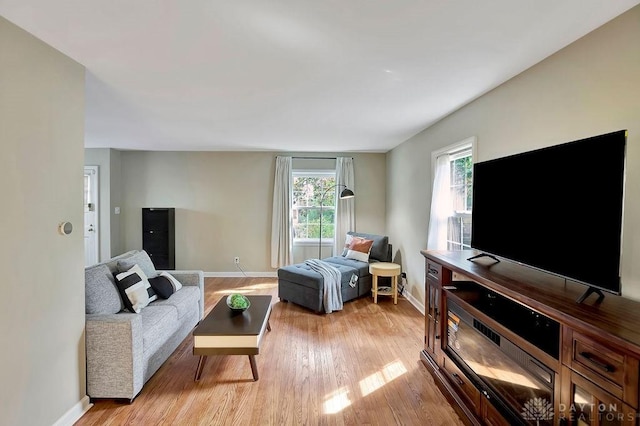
[76, 277, 463, 426]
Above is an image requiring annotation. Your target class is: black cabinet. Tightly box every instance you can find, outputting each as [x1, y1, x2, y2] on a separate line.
[142, 208, 175, 270]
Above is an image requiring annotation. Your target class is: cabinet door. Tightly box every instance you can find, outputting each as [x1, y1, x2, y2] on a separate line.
[142, 208, 175, 270]
[425, 260, 449, 358]
[560, 367, 636, 425]
[425, 280, 441, 356]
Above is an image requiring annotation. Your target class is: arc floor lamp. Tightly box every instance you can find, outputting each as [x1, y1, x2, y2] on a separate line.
[318, 184, 355, 259]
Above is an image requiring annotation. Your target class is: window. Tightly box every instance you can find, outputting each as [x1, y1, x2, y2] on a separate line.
[428, 137, 475, 251]
[448, 149, 473, 250]
[292, 171, 337, 242]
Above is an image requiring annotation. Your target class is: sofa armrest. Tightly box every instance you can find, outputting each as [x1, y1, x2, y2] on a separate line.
[85, 313, 144, 400]
[160, 270, 205, 319]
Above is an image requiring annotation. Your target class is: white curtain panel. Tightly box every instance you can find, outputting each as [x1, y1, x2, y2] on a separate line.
[427, 154, 452, 250]
[334, 157, 356, 255]
[270, 156, 293, 268]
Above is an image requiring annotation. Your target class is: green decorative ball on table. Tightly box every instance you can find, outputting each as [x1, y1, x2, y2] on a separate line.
[227, 294, 251, 312]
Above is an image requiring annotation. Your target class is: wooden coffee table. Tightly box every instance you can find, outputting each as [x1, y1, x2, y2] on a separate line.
[193, 295, 272, 381]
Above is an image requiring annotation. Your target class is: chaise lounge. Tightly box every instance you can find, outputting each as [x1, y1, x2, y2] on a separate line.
[277, 232, 392, 312]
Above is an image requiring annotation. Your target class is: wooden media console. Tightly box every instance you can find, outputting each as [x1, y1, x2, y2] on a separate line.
[421, 249, 640, 425]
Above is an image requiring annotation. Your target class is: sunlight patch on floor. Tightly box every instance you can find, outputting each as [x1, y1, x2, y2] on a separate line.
[323, 387, 352, 414]
[359, 360, 407, 397]
[323, 360, 408, 413]
[213, 281, 278, 295]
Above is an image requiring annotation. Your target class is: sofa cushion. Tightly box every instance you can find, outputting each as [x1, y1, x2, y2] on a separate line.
[85, 263, 124, 314]
[102, 250, 137, 272]
[117, 250, 158, 278]
[151, 286, 200, 319]
[343, 232, 390, 262]
[115, 265, 157, 313]
[140, 305, 179, 356]
[323, 256, 371, 277]
[278, 262, 358, 291]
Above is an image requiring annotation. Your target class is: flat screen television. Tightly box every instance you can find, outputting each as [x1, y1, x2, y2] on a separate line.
[470, 130, 627, 301]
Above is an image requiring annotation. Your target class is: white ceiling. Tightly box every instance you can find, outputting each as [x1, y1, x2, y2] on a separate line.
[1, 1, 638, 152]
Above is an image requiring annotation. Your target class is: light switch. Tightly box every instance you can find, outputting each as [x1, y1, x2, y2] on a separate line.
[114, 207, 121, 214]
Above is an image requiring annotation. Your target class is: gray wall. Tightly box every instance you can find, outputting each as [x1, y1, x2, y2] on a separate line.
[387, 5, 640, 308]
[0, 16, 86, 426]
[6, 4, 636, 424]
[114, 151, 386, 273]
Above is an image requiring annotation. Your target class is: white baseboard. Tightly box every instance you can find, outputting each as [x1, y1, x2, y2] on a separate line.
[53, 395, 92, 426]
[204, 271, 278, 278]
[403, 291, 425, 315]
[204, 273, 426, 316]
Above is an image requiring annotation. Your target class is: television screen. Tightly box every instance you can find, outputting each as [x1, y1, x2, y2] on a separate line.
[470, 130, 627, 294]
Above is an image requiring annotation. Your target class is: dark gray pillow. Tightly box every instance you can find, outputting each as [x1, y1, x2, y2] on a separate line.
[344, 232, 390, 262]
[85, 263, 124, 314]
[117, 250, 158, 278]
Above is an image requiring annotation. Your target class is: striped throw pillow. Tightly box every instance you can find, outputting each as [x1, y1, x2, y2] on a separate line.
[115, 264, 157, 313]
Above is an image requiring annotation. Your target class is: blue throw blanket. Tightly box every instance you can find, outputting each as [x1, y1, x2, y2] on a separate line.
[304, 259, 343, 313]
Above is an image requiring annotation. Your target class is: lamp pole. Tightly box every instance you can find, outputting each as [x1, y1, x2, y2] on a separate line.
[318, 184, 355, 259]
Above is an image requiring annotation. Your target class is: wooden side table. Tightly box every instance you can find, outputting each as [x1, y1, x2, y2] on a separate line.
[369, 262, 401, 304]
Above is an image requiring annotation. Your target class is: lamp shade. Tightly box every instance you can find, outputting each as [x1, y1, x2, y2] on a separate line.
[339, 188, 355, 199]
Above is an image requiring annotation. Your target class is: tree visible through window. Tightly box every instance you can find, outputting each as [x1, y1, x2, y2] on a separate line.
[292, 172, 337, 241]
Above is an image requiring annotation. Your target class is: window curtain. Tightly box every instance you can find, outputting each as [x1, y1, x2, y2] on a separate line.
[334, 157, 355, 255]
[427, 154, 451, 250]
[270, 156, 293, 268]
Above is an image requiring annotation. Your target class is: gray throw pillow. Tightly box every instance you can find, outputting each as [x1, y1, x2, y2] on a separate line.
[85, 263, 124, 314]
[117, 250, 158, 278]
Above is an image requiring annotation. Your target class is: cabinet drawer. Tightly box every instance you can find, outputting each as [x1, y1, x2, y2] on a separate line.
[443, 357, 481, 414]
[426, 261, 442, 284]
[481, 399, 511, 426]
[426, 260, 451, 286]
[563, 329, 639, 407]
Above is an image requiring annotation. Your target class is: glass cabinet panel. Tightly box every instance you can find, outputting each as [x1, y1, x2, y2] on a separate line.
[563, 369, 635, 426]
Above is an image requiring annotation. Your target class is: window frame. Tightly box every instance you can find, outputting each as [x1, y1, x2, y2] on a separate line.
[292, 169, 338, 245]
[430, 137, 476, 251]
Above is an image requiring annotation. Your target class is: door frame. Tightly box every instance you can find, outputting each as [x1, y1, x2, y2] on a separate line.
[84, 166, 100, 266]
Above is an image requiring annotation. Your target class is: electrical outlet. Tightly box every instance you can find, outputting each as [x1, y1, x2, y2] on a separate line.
[234, 256, 240, 264]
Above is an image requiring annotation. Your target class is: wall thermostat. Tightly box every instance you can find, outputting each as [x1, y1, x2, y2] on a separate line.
[58, 222, 73, 235]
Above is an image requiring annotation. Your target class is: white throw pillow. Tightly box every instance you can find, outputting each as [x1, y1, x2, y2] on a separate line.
[159, 271, 182, 292]
[345, 249, 370, 262]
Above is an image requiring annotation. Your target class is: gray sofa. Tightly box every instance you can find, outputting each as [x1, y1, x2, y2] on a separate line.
[278, 232, 392, 312]
[85, 250, 204, 401]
